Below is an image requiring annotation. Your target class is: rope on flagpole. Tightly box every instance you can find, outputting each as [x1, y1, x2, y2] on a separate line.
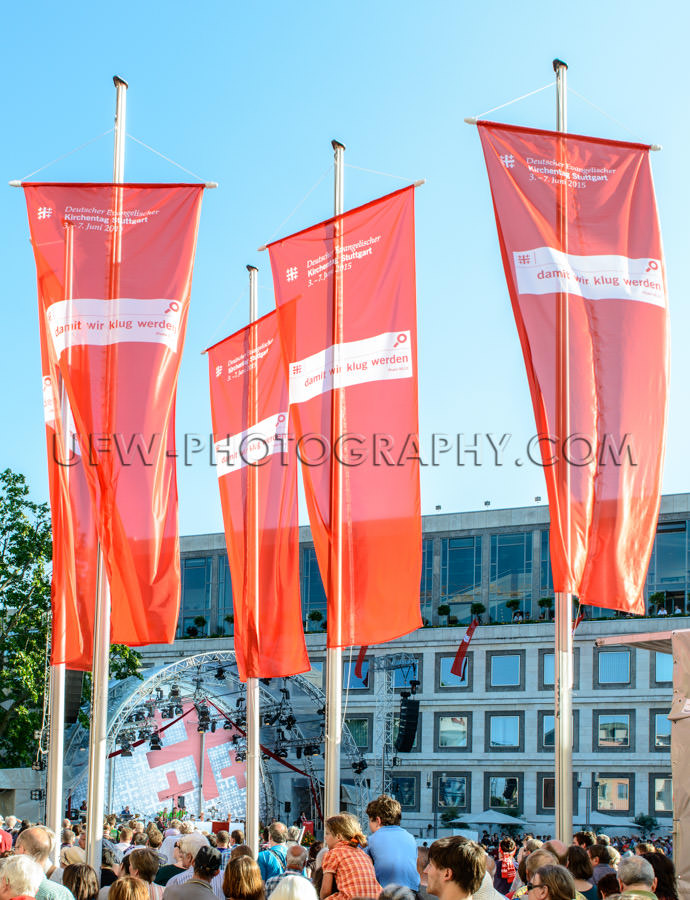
[126, 134, 218, 184]
[13, 129, 114, 183]
[567, 88, 660, 147]
[344, 163, 410, 181]
[340, 645, 355, 727]
[199, 285, 255, 354]
[472, 81, 556, 120]
[261, 165, 333, 247]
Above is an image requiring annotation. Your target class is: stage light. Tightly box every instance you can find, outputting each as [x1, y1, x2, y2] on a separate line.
[352, 759, 367, 774]
[276, 749, 288, 759]
[197, 722, 208, 733]
[215, 667, 225, 681]
[260, 678, 271, 685]
[280, 687, 290, 700]
[150, 733, 162, 751]
[318, 706, 326, 717]
[235, 750, 245, 762]
[174, 704, 183, 715]
[170, 684, 180, 698]
[211, 720, 217, 733]
[285, 715, 296, 729]
[295, 747, 302, 759]
[277, 728, 286, 742]
[409, 679, 420, 695]
[223, 721, 233, 731]
[236, 697, 245, 708]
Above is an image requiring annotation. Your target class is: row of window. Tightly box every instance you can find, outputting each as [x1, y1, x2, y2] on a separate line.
[344, 709, 671, 754]
[384, 771, 672, 817]
[300, 647, 673, 694]
[179, 517, 690, 634]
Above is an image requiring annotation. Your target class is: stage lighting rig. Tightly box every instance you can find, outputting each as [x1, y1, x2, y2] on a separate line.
[170, 684, 180, 698]
[149, 732, 162, 751]
[352, 759, 367, 774]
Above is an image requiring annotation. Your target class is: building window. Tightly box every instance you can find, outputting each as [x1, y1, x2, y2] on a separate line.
[541, 776, 555, 810]
[654, 652, 673, 685]
[485, 773, 522, 811]
[595, 649, 632, 688]
[485, 712, 524, 752]
[390, 773, 420, 811]
[646, 522, 687, 600]
[596, 774, 633, 814]
[179, 556, 212, 637]
[537, 711, 579, 752]
[650, 710, 671, 751]
[595, 711, 633, 751]
[303, 660, 324, 689]
[435, 713, 471, 752]
[540, 531, 553, 594]
[393, 656, 422, 692]
[650, 774, 672, 815]
[420, 539, 434, 624]
[539, 648, 580, 691]
[345, 716, 372, 753]
[217, 555, 234, 636]
[488, 532, 532, 623]
[436, 653, 471, 692]
[300, 546, 327, 624]
[434, 772, 470, 811]
[344, 660, 371, 691]
[486, 651, 525, 691]
[440, 536, 482, 623]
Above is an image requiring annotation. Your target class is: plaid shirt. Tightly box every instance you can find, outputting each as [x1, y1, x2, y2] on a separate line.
[322, 842, 381, 900]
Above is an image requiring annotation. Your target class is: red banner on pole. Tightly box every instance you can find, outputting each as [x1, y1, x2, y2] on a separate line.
[450, 618, 478, 678]
[268, 185, 422, 647]
[478, 122, 668, 614]
[207, 311, 309, 680]
[25, 183, 204, 666]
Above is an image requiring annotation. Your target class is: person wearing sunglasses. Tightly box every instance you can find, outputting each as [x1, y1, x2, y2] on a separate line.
[527, 866, 577, 900]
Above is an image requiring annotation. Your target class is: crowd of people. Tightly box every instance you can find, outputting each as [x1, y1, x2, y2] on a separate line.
[0, 799, 678, 900]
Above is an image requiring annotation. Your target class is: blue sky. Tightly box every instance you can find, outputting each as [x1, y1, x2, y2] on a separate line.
[2, 0, 689, 534]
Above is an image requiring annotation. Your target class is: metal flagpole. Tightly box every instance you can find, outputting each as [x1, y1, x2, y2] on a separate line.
[246, 264, 260, 856]
[45, 222, 75, 862]
[85, 74, 127, 872]
[324, 139, 345, 821]
[553, 58, 573, 844]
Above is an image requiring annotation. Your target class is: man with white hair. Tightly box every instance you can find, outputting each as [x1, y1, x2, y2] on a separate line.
[0, 855, 45, 900]
[265, 845, 310, 898]
[15, 827, 74, 900]
[163, 833, 223, 900]
[617, 856, 657, 900]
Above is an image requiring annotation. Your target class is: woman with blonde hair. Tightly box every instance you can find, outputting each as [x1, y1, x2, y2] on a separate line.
[321, 814, 381, 900]
[108, 876, 150, 900]
[223, 855, 265, 900]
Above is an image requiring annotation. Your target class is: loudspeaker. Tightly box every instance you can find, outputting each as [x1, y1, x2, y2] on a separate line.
[64, 671, 85, 725]
[178, 795, 186, 809]
[395, 697, 419, 752]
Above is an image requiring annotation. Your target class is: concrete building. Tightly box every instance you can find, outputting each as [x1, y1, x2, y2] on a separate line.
[136, 494, 687, 833]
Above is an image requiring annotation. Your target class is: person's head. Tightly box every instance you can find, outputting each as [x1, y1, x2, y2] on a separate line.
[641, 853, 677, 900]
[500, 838, 516, 855]
[573, 832, 595, 850]
[128, 849, 160, 884]
[4, 820, 16, 833]
[597, 835, 611, 847]
[596, 873, 620, 898]
[15, 827, 55, 871]
[324, 815, 367, 850]
[268, 823, 288, 845]
[287, 827, 300, 844]
[378, 886, 416, 900]
[525, 850, 559, 880]
[366, 794, 402, 830]
[0, 855, 44, 900]
[131, 835, 147, 848]
[133, 823, 145, 835]
[635, 843, 654, 856]
[588, 845, 612, 867]
[565, 845, 593, 881]
[61, 829, 75, 847]
[194, 846, 222, 881]
[78, 832, 87, 851]
[178, 832, 210, 869]
[231, 830, 245, 846]
[426, 836, 486, 899]
[618, 857, 655, 891]
[285, 845, 308, 871]
[418, 847, 430, 884]
[230, 845, 253, 861]
[147, 830, 163, 850]
[269, 876, 317, 900]
[108, 876, 149, 900]
[118, 827, 133, 844]
[542, 842, 567, 865]
[222, 855, 264, 900]
[62, 863, 99, 900]
[60, 846, 86, 867]
[102, 846, 123, 870]
[216, 831, 230, 848]
[178, 822, 194, 836]
[528, 866, 576, 900]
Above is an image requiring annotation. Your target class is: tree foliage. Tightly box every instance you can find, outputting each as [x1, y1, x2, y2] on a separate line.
[0, 469, 143, 765]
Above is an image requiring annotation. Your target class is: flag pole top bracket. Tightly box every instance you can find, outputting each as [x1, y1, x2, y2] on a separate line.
[464, 117, 478, 125]
[247, 265, 258, 273]
[553, 58, 568, 72]
[113, 75, 129, 88]
[651, 144, 663, 152]
[205, 182, 219, 188]
[8, 180, 21, 187]
[331, 139, 346, 151]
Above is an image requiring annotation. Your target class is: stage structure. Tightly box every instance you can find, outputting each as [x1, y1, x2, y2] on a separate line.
[61, 651, 367, 822]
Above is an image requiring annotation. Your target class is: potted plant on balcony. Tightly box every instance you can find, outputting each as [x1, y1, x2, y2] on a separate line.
[506, 598, 522, 622]
[437, 604, 450, 625]
[470, 602, 486, 623]
[307, 610, 323, 632]
[538, 596, 554, 620]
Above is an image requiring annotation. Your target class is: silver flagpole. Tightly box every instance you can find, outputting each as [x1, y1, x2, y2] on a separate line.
[85, 74, 127, 872]
[553, 58, 573, 844]
[246, 264, 260, 857]
[45, 222, 75, 860]
[324, 139, 345, 821]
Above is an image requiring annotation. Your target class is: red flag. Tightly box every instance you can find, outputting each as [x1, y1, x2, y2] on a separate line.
[207, 311, 309, 680]
[478, 122, 668, 615]
[268, 186, 422, 647]
[25, 183, 204, 665]
[573, 605, 585, 633]
[354, 646, 369, 681]
[451, 618, 479, 678]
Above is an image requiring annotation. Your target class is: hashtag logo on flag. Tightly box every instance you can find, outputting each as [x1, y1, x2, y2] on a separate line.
[291, 363, 301, 375]
[517, 254, 531, 265]
[500, 154, 515, 169]
[215, 365, 223, 378]
[286, 266, 299, 282]
[37, 207, 53, 220]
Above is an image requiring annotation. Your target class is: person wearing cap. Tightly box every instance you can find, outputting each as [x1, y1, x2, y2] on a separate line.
[163, 846, 222, 900]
